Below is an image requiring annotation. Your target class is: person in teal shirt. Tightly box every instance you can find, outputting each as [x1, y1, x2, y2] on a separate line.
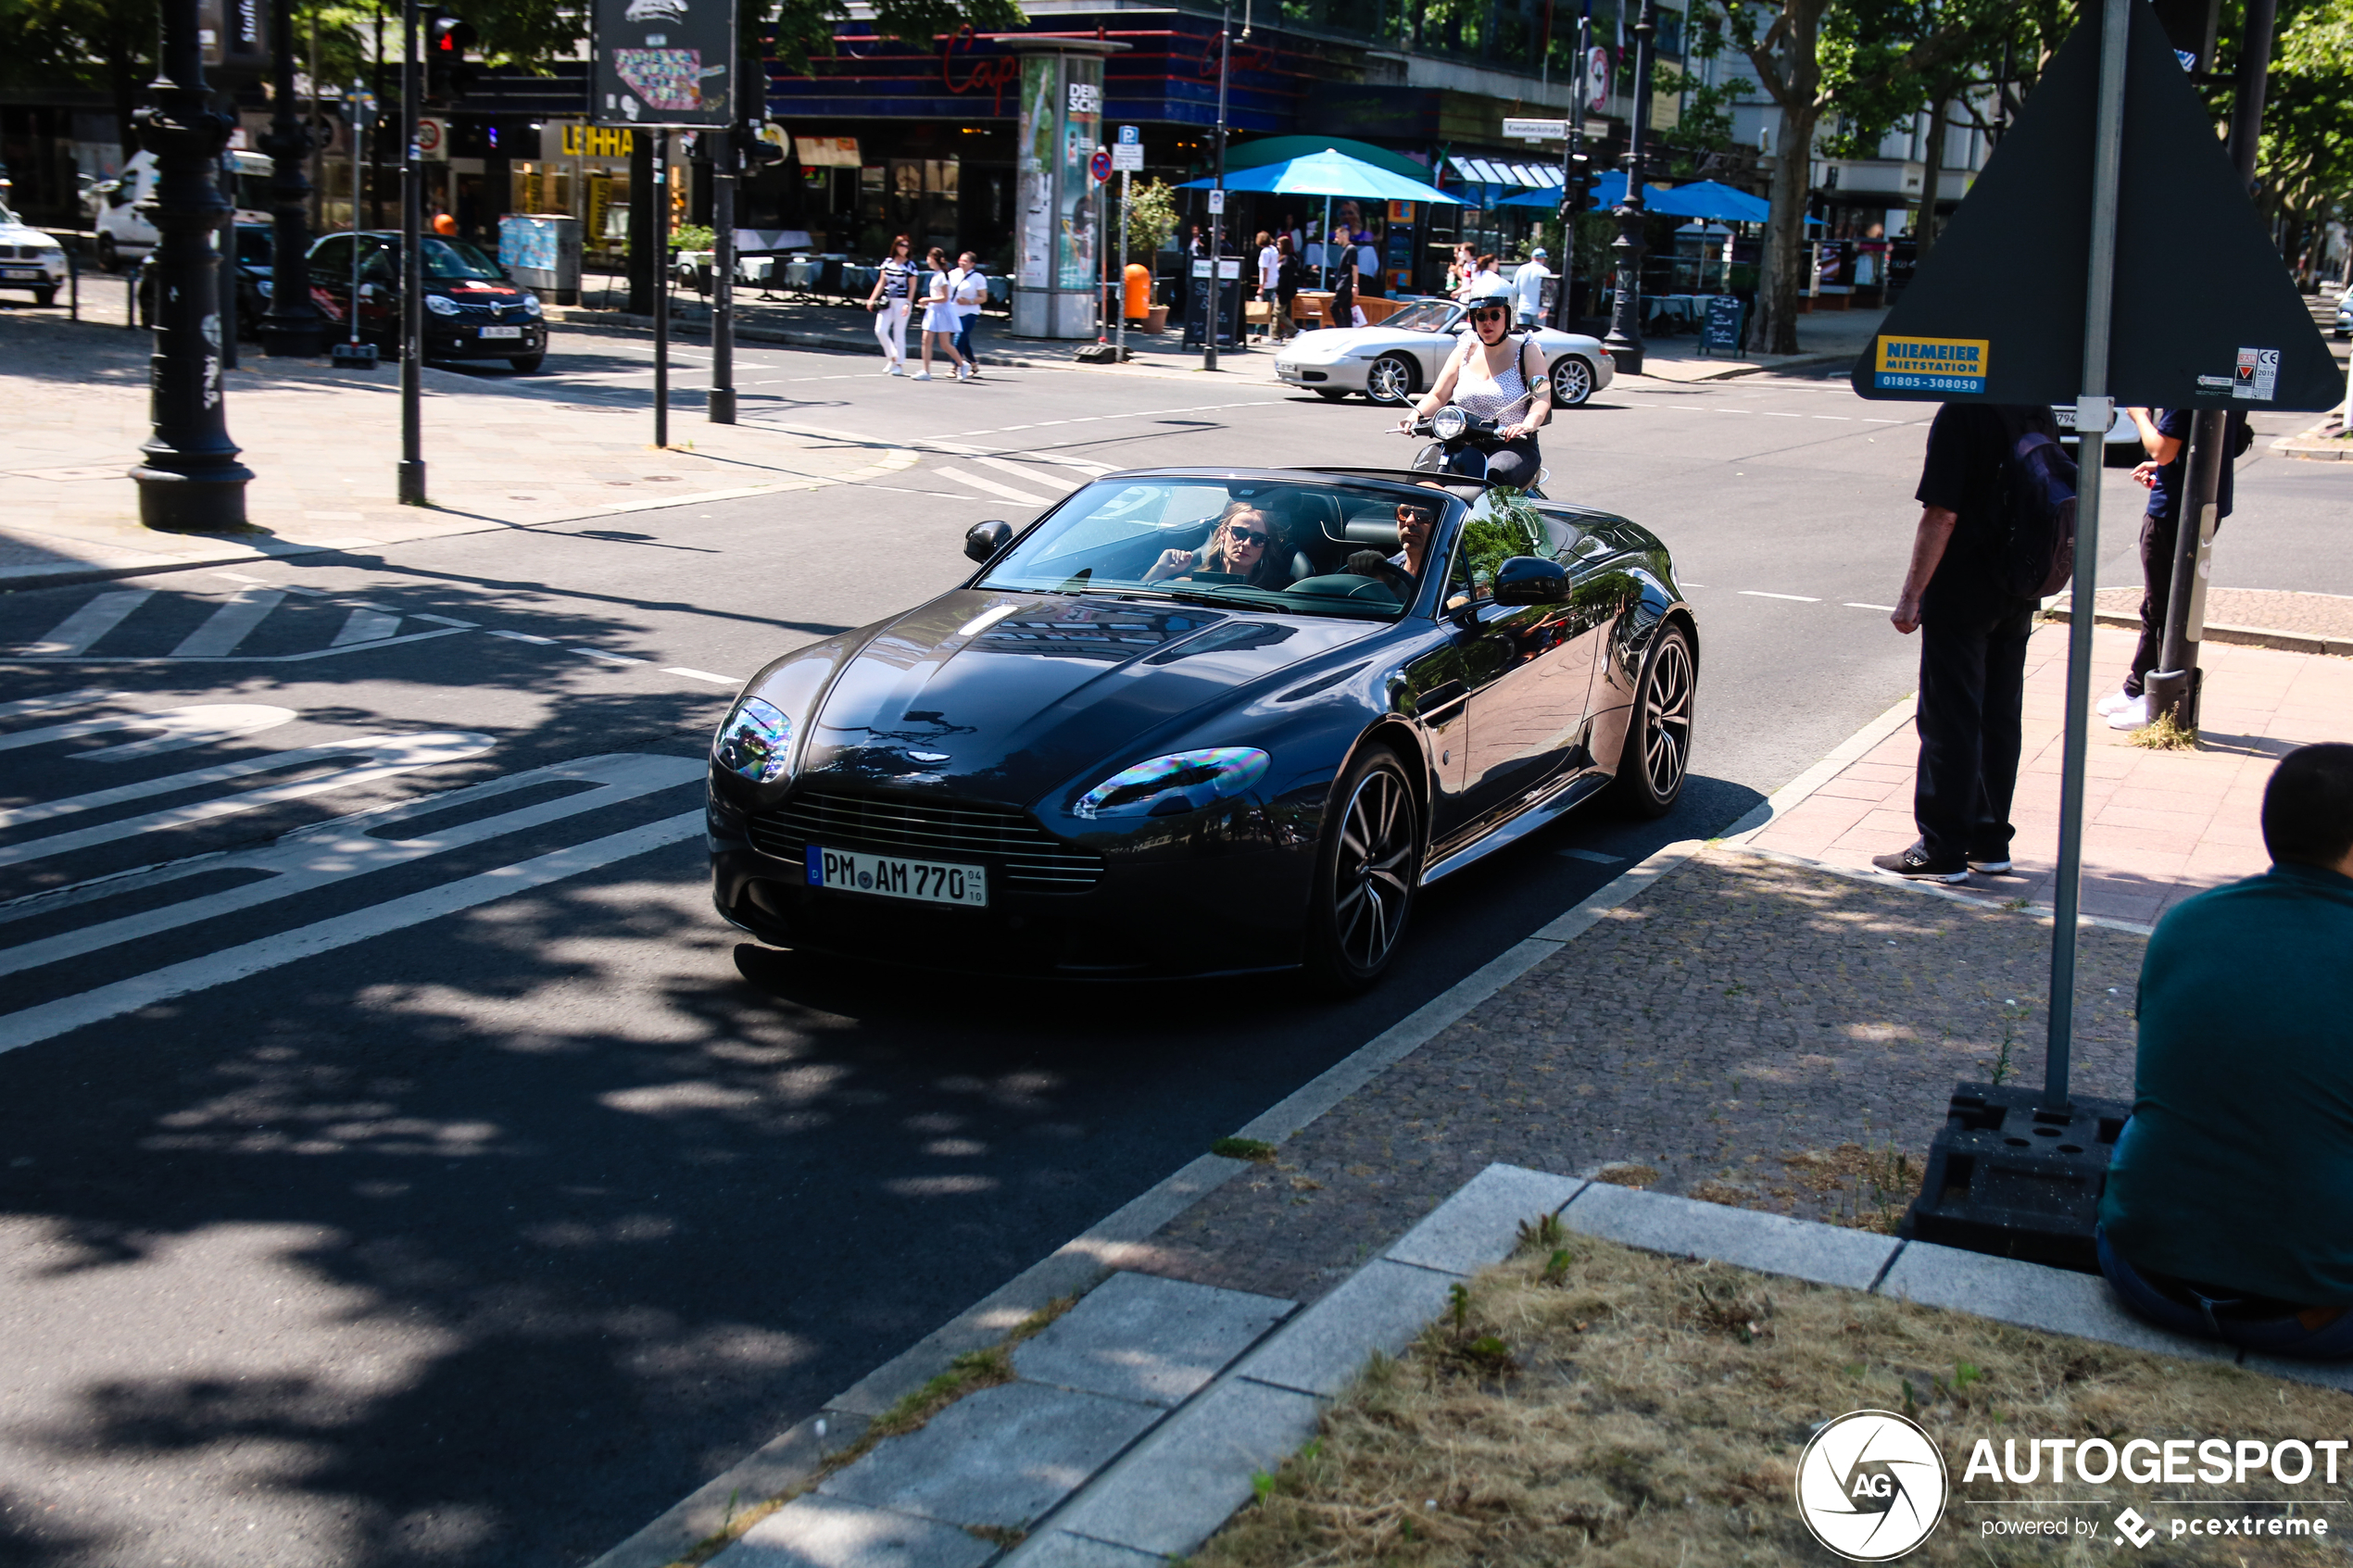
[2098, 744, 2353, 1355]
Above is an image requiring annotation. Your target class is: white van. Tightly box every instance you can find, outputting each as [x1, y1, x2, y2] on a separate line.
[91, 149, 274, 270]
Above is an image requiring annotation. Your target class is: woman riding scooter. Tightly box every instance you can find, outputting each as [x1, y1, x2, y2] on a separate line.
[1394, 299, 1549, 487]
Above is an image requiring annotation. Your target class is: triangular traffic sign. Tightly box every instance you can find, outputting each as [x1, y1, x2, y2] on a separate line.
[1851, 0, 2342, 411]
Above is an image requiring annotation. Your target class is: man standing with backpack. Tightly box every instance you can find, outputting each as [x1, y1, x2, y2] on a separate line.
[1875, 403, 2070, 883]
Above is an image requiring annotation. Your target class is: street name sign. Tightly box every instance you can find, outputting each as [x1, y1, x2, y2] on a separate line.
[1503, 118, 1568, 141]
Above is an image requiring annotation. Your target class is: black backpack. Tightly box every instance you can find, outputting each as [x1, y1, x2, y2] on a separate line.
[1991, 409, 2079, 600]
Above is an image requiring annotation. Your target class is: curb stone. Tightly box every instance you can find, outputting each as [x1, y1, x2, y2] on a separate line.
[1014, 1164, 2337, 1567]
[2041, 605, 2353, 659]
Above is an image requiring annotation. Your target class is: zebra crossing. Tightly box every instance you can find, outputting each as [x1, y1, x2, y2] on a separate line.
[0, 690, 707, 1055]
[10, 581, 474, 663]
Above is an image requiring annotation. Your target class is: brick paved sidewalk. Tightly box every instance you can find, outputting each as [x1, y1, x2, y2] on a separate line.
[2057, 584, 2353, 656]
[1747, 622, 2353, 926]
[0, 312, 917, 585]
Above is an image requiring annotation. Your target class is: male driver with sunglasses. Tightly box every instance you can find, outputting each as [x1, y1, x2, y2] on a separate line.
[1394, 300, 1549, 488]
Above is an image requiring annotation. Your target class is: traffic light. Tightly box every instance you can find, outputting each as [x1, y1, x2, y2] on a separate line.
[736, 120, 786, 171]
[425, 11, 479, 103]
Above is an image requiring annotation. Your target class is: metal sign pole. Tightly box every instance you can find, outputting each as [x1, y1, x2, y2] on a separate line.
[654, 130, 670, 449]
[1204, 0, 1229, 372]
[397, 0, 425, 504]
[1116, 167, 1129, 362]
[710, 130, 736, 424]
[2043, 0, 2133, 1114]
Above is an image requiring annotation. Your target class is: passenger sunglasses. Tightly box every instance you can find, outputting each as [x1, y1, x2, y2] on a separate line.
[1226, 527, 1270, 546]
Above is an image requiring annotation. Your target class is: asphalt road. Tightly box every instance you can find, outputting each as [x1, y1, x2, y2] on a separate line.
[1, 328, 2342, 1568]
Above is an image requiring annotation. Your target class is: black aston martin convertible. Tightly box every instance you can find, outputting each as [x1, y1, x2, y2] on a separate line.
[707, 467, 1697, 990]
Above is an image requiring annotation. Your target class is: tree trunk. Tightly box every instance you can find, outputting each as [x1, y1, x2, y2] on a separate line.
[1913, 96, 1949, 263]
[1751, 97, 1818, 356]
[1746, 0, 1826, 357]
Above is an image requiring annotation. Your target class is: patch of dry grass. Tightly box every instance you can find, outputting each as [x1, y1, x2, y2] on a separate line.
[2129, 712, 2199, 751]
[1193, 1236, 2343, 1567]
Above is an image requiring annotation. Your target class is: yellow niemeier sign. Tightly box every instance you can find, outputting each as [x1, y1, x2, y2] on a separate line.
[1874, 335, 1989, 394]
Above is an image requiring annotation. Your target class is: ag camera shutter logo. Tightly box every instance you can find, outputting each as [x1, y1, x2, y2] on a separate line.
[1795, 1410, 1948, 1561]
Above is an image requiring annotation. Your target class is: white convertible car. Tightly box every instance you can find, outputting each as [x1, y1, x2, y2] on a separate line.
[1272, 296, 1615, 408]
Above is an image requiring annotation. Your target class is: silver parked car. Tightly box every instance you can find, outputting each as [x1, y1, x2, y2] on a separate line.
[1273, 296, 1615, 408]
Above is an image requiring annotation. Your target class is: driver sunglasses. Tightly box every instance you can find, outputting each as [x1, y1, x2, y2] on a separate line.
[1396, 504, 1437, 526]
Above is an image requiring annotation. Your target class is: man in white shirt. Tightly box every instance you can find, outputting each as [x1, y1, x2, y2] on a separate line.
[950, 251, 988, 374]
[1511, 248, 1551, 328]
[1256, 233, 1281, 339]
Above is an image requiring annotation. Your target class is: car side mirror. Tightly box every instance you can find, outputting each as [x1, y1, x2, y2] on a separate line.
[963, 520, 1013, 563]
[1491, 555, 1570, 606]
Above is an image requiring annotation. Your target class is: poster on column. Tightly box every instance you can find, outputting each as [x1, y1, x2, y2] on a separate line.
[590, 0, 735, 128]
[1057, 64, 1102, 291]
[1016, 56, 1055, 289]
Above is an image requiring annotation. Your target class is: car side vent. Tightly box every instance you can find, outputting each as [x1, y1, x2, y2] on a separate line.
[750, 790, 1105, 891]
[1276, 660, 1369, 703]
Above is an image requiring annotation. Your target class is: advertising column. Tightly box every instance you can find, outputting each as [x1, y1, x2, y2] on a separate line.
[1013, 41, 1121, 338]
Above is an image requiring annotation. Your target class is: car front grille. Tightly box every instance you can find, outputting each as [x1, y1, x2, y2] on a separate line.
[749, 790, 1104, 891]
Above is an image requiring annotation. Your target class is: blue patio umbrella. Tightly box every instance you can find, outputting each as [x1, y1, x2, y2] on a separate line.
[1179, 147, 1463, 294]
[1504, 175, 1803, 226]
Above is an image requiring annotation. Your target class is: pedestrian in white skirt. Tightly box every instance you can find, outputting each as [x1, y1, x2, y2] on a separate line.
[863, 234, 916, 374]
[916, 246, 971, 383]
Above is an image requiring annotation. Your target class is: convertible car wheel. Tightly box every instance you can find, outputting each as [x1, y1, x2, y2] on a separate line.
[1304, 745, 1421, 992]
[1609, 622, 1694, 818]
[1365, 353, 1417, 406]
[1551, 355, 1595, 408]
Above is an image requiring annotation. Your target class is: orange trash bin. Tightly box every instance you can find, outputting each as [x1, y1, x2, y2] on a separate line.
[1123, 263, 1151, 321]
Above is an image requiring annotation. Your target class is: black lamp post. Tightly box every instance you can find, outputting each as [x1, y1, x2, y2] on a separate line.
[1600, 0, 1656, 375]
[130, 0, 254, 531]
[259, 0, 327, 355]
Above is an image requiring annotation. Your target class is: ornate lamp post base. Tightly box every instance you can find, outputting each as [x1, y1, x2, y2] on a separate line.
[132, 452, 260, 532]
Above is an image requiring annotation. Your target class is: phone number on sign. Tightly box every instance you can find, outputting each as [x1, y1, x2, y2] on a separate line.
[1877, 372, 1984, 392]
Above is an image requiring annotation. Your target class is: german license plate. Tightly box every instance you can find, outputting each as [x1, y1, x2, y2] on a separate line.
[2, 269, 40, 281]
[480, 324, 522, 340]
[806, 845, 987, 908]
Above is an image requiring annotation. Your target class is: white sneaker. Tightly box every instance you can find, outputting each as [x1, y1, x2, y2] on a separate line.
[2106, 695, 2152, 730]
[885, 363, 903, 376]
[956, 362, 972, 383]
[2095, 687, 2133, 715]
[912, 370, 933, 382]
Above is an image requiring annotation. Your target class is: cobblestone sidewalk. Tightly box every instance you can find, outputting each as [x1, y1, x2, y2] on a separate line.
[0, 312, 916, 585]
[1132, 844, 2146, 1310]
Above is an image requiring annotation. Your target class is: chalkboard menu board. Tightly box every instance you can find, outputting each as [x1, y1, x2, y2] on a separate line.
[1702, 295, 1745, 355]
[1183, 258, 1243, 350]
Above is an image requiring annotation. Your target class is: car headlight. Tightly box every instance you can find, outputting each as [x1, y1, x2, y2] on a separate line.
[255, 277, 272, 297]
[423, 294, 460, 316]
[521, 295, 542, 317]
[1076, 746, 1270, 820]
[1432, 406, 1468, 441]
[712, 696, 794, 784]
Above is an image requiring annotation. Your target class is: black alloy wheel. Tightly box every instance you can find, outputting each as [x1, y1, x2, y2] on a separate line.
[1365, 353, 1417, 406]
[1304, 745, 1421, 992]
[1608, 622, 1694, 818]
[1551, 355, 1596, 408]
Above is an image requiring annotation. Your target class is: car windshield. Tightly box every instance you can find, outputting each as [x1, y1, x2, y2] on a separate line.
[1382, 298, 1461, 333]
[978, 477, 1449, 621]
[418, 238, 504, 281]
[234, 227, 271, 266]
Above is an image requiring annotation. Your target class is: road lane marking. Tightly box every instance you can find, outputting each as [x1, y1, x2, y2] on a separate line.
[933, 466, 1054, 505]
[1757, 411, 1804, 419]
[1009, 450, 1116, 474]
[24, 591, 153, 657]
[1738, 591, 1820, 602]
[0, 704, 296, 761]
[0, 732, 495, 870]
[170, 589, 288, 657]
[331, 608, 403, 646]
[0, 754, 695, 986]
[489, 629, 559, 645]
[413, 613, 479, 628]
[1554, 847, 1623, 863]
[972, 455, 1081, 491]
[0, 804, 706, 1053]
[572, 646, 648, 665]
[0, 689, 120, 720]
[1845, 602, 1898, 611]
[663, 668, 740, 685]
